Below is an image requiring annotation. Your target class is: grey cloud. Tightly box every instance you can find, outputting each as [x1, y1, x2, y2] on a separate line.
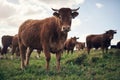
[0, 1, 17, 19]
[0, 0, 83, 27]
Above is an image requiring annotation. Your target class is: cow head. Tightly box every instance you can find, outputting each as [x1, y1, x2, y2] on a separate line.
[52, 7, 79, 33]
[105, 30, 117, 40]
[71, 36, 79, 44]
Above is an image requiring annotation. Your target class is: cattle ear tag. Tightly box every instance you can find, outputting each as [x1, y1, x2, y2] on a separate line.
[53, 12, 59, 17]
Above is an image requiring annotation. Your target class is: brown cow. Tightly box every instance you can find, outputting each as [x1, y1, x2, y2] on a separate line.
[86, 30, 116, 54]
[117, 41, 120, 49]
[11, 34, 20, 59]
[64, 37, 79, 54]
[18, 7, 79, 71]
[75, 42, 85, 50]
[1, 35, 13, 55]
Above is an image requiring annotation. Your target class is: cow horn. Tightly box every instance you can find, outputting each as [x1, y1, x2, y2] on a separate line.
[114, 30, 117, 33]
[52, 8, 59, 11]
[72, 7, 80, 11]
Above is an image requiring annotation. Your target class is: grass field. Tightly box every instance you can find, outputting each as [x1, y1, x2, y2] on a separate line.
[0, 49, 120, 80]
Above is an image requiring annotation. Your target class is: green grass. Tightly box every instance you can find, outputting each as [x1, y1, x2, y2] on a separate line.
[0, 49, 120, 80]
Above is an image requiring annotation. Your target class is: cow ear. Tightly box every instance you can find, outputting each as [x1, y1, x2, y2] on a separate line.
[76, 37, 79, 39]
[53, 12, 60, 17]
[72, 12, 79, 19]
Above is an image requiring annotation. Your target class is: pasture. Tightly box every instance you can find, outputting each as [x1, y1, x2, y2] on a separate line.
[0, 49, 120, 80]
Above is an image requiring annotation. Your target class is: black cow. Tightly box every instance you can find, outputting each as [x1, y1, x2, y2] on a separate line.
[86, 30, 116, 54]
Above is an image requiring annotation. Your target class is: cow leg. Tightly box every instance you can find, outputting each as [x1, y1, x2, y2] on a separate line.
[19, 44, 27, 69]
[44, 50, 51, 71]
[25, 47, 33, 66]
[71, 49, 73, 54]
[56, 53, 61, 71]
[1, 46, 8, 59]
[45, 53, 51, 71]
[11, 46, 16, 60]
[67, 50, 69, 54]
[105, 47, 108, 53]
[15, 47, 20, 58]
[87, 48, 91, 54]
[1, 46, 7, 55]
[102, 47, 105, 54]
[42, 44, 51, 70]
[36, 50, 41, 58]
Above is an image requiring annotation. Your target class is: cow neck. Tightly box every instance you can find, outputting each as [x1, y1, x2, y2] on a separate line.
[102, 33, 111, 42]
[51, 17, 68, 43]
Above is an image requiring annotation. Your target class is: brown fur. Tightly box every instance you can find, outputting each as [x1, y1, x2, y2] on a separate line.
[86, 30, 116, 54]
[64, 37, 79, 54]
[11, 34, 20, 57]
[75, 42, 85, 50]
[18, 7, 79, 71]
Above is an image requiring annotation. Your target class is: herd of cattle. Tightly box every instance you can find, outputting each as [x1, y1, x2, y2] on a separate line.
[0, 7, 120, 71]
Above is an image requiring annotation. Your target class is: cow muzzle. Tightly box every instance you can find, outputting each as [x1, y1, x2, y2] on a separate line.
[110, 36, 113, 39]
[61, 26, 71, 32]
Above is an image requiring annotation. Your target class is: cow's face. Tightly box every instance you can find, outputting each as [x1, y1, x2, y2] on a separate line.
[106, 30, 117, 40]
[52, 7, 79, 33]
[71, 37, 79, 44]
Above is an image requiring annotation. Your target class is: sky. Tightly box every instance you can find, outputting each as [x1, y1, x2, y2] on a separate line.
[0, 0, 120, 46]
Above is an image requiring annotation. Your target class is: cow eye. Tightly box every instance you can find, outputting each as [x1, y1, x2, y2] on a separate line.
[58, 15, 63, 21]
[59, 15, 62, 19]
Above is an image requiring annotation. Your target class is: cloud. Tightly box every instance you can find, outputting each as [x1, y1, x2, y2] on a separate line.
[72, 18, 81, 28]
[0, 0, 84, 46]
[37, 0, 84, 8]
[0, 0, 84, 27]
[0, 0, 17, 19]
[96, 3, 103, 8]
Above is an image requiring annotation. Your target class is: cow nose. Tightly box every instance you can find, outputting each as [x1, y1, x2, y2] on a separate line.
[110, 36, 113, 39]
[62, 26, 71, 32]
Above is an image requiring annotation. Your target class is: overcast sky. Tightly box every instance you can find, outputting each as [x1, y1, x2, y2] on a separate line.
[0, 0, 120, 46]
